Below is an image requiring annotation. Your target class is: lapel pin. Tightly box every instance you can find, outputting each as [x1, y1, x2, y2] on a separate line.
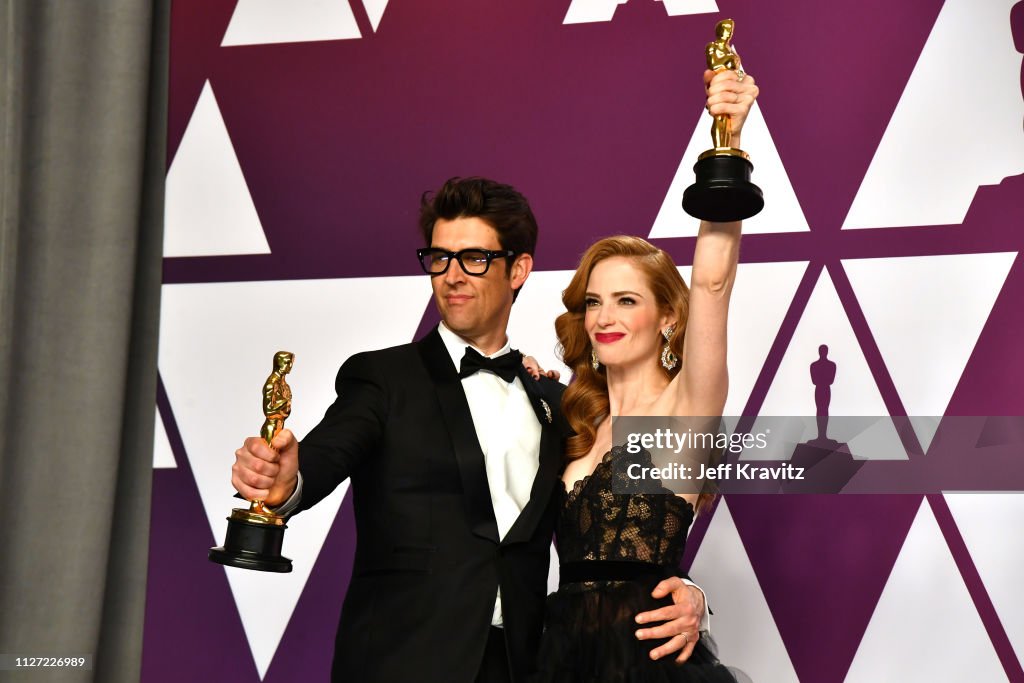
[540, 398, 553, 424]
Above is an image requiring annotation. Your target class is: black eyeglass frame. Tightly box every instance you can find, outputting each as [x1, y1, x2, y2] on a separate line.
[416, 248, 516, 276]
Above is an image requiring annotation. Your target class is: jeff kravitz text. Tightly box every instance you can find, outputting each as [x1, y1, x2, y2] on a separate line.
[626, 461, 806, 482]
[622, 425, 806, 484]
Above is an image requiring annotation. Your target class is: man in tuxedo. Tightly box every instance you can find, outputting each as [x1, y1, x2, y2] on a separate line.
[231, 177, 707, 682]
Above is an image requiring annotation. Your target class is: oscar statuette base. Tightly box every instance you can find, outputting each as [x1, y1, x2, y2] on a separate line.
[683, 150, 764, 222]
[209, 509, 293, 573]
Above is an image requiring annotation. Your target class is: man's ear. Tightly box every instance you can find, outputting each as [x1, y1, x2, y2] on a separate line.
[510, 253, 533, 291]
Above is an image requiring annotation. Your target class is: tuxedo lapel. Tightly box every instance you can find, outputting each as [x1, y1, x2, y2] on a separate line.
[502, 366, 563, 546]
[417, 328, 500, 544]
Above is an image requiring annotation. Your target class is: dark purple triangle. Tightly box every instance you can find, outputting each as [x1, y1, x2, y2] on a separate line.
[727, 494, 922, 682]
[143, 377, 263, 681]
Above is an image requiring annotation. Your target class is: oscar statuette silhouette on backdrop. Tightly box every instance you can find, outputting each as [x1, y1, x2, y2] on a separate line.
[784, 345, 862, 493]
[810, 345, 839, 449]
[209, 351, 295, 572]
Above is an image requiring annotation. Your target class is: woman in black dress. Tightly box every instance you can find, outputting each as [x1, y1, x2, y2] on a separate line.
[533, 66, 757, 683]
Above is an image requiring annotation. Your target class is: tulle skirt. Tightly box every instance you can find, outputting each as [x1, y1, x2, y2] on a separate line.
[532, 572, 740, 683]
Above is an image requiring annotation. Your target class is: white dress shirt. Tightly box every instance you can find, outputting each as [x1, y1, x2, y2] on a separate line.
[437, 322, 541, 627]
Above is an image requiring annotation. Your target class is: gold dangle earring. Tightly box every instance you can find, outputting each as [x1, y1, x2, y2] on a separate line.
[661, 325, 678, 371]
[591, 348, 601, 371]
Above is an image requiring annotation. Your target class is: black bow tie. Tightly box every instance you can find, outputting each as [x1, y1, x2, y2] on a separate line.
[459, 347, 523, 383]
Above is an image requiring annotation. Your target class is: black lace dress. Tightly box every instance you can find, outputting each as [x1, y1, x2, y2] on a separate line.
[533, 446, 738, 683]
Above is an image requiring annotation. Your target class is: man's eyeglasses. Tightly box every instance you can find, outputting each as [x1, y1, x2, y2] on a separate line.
[416, 248, 515, 276]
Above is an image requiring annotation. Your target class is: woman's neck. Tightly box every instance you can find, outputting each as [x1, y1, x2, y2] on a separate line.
[605, 361, 669, 416]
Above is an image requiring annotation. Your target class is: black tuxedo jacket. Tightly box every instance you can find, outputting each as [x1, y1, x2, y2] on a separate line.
[295, 327, 567, 683]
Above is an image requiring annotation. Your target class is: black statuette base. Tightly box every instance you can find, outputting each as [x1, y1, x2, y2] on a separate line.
[209, 517, 293, 573]
[683, 153, 764, 222]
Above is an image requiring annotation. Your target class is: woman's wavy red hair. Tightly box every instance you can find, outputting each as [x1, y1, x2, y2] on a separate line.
[556, 236, 714, 512]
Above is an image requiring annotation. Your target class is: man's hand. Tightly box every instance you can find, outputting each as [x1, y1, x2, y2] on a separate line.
[634, 577, 705, 663]
[522, 355, 561, 381]
[231, 429, 299, 507]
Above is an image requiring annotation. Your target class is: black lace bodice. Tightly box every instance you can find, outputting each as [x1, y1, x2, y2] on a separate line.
[558, 446, 694, 568]
[538, 449, 738, 682]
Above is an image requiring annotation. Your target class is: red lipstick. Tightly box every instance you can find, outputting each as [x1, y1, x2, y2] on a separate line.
[595, 333, 625, 343]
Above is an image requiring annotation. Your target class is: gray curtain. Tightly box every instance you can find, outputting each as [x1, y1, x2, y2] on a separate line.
[0, 1, 168, 681]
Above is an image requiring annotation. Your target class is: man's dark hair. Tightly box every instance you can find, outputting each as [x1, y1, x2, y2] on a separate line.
[419, 177, 538, 256]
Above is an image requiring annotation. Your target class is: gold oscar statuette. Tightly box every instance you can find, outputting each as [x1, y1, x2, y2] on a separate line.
[209, 351, 295, 573]
[682, 18, 764, 222]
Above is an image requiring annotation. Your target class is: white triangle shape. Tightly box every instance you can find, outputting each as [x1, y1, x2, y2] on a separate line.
[755, 268, 905, 459]
[221, 0, 361, 46]
[164, 81, 272, 258]
[843, 253, 1017, 451]
[153, 410, 177, 469]
[689, 498, 799, 682]
[658, 0, 720, 17]
[844, 498, 1008, 682]
[158, 275, 433, 678]
[563, 0, 630, 24]
[546, 541, 561, 595]
[649, 101, 810, 239]
[360, 0, 389, 32]
[944, 493, 1024, 668]
[678, 262, 809, 416]
[842, 0, 1024, 229]
[563, 0, 718, 23]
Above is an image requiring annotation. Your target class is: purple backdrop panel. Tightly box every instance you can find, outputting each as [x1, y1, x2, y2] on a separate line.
[146, 0, 1024, 681]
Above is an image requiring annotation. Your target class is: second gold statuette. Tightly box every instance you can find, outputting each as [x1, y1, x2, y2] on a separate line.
[209, 351, 295, 573]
